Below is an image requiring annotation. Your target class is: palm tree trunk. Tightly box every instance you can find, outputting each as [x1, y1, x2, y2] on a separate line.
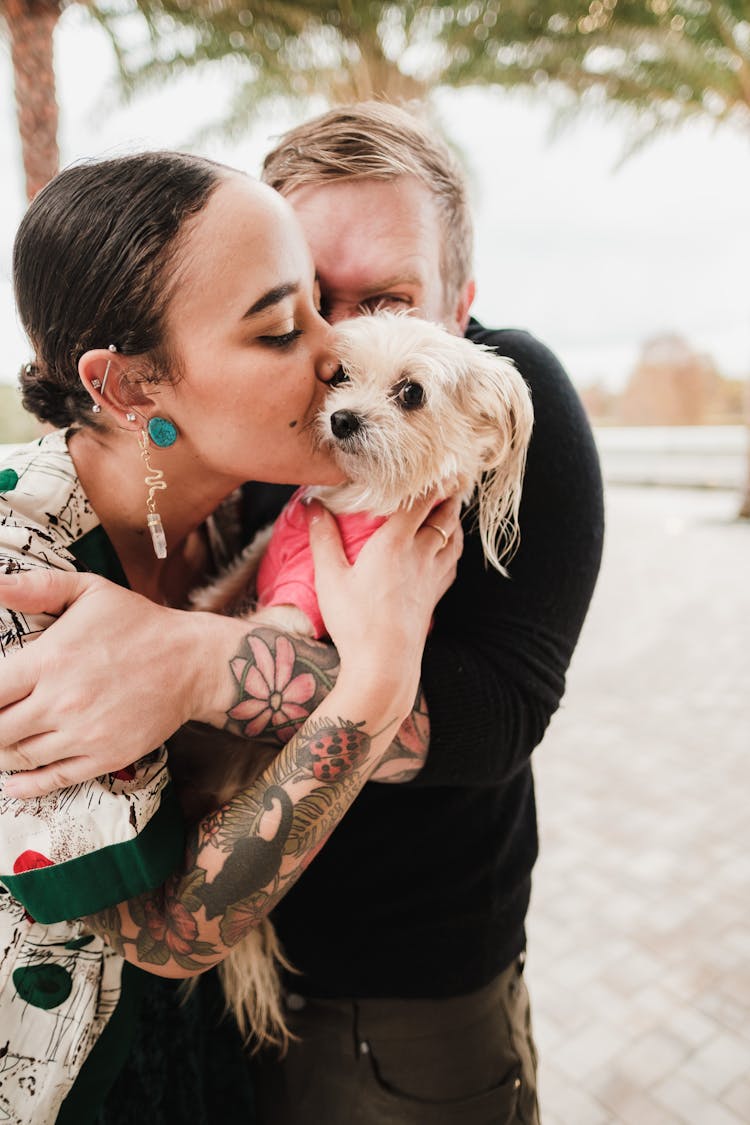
[5, 0, 61, 201]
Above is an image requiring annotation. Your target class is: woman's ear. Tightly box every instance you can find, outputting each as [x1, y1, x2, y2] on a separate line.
[78, 349, 154, 429]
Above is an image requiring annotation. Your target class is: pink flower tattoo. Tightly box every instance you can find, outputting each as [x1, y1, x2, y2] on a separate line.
[228, 634, 316, 741]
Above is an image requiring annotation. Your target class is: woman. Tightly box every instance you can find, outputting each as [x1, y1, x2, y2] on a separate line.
[0, 151, 461, 1125]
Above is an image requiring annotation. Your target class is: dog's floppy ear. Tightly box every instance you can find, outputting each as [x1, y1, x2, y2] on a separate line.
[460, 346, 534, 573]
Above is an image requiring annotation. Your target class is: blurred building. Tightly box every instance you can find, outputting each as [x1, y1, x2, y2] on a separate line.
[582, 335, 745, 426]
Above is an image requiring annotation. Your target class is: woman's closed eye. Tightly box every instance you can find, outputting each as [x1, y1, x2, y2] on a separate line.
[258, 328, 303, 348]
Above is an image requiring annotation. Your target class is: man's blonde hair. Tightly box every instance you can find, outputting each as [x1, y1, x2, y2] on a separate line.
[262, 101, 473, 314]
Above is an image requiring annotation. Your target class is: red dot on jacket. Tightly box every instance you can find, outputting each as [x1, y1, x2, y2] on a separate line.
[13, 850, 54, 874]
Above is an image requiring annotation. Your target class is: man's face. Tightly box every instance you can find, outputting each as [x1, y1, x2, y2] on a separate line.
[286, 177, 474, 334]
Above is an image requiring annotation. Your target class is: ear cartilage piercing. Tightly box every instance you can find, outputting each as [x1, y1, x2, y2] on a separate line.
[147, 416, 179, 448]
[138, 429, 168, 559]
[125, 412, 137, 422]
[91, 379, 101, 389]
[100, 363, 112, 397]
[99, 344, 117, 397]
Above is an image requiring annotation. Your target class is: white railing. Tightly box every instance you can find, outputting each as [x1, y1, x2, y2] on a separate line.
[593, 426, 747, 491]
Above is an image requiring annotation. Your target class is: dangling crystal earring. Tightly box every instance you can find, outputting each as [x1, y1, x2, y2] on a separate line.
[138, 428, 168, 559]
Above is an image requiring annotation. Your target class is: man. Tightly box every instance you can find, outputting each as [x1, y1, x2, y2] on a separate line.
[240, 103, 604, 1124]
[0, 103, 603, 1123]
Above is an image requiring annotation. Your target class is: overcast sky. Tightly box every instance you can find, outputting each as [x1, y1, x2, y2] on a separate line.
[1, 5, 749, 392]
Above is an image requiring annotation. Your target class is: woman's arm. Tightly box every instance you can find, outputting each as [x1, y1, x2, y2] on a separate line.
[0, 508, 439, 797]
[85, 670, 410, 977]
[4, 498, 460, 973]
[176, 625, 430, 791]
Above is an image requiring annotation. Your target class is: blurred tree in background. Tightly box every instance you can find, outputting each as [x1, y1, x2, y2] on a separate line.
[5, 1, 749, 193]
[93, 0, 750, 146]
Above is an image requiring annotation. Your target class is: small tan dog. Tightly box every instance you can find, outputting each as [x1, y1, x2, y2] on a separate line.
[198, 310, 534, 632]
[178, 311, 534, 1048]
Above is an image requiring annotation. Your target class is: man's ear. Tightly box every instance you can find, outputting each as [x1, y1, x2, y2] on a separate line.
[78, 349, 153, 427]
[453, 279, 476, 335]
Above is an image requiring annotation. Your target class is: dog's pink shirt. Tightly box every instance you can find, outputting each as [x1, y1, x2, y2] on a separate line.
[256, 488, 386, 639]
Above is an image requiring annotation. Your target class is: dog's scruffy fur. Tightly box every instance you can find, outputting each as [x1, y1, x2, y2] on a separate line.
[197, 311, 534, 628]
[179, 311, 534, 1049]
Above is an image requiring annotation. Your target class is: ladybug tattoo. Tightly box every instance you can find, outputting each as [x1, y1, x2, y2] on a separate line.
[298, 718, 371, 782]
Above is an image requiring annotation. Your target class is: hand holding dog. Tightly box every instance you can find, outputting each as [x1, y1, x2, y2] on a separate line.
[307, 491, 463, 718]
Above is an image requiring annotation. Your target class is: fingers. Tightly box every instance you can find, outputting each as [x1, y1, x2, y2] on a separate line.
[306, 500, 348, 574]
[0, 650, 39, 713]
[371, 490, 463, 547]
[0, 727, 61, 771]
[425, 492, 462, 531]
[0, 568, 94, 616]
[2, 757, 94, 800]
[419, 494, 463, 548]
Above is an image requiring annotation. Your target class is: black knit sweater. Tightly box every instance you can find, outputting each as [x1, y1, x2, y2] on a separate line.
[250, 321, 605, 997]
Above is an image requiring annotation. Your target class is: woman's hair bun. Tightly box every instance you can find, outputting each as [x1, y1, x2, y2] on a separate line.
[18, 360, 90, 427]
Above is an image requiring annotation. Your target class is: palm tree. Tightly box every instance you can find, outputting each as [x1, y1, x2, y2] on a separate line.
[1, 0, 64, 200]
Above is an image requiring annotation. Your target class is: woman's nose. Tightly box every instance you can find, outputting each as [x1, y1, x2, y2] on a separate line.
[314, 321, 341, 384]
[317, 354, 341, 384]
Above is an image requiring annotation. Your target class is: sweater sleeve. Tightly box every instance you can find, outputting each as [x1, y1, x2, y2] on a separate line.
[411, 325, 604, 788]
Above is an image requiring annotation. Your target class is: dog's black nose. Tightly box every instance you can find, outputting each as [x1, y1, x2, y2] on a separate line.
[330, 410, 361, 439]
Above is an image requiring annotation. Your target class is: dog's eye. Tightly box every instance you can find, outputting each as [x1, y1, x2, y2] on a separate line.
[329, 366, 350, 387]
[396, 381, 425, 410]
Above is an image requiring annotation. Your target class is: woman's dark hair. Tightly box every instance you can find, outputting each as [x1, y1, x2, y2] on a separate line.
[14, 151, 228, 427]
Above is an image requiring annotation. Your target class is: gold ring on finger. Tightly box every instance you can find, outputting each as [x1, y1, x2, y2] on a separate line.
[424, 522, 449, 548]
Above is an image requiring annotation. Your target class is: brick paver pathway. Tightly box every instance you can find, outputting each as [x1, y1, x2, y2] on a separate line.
[526, 485, 750, 1125]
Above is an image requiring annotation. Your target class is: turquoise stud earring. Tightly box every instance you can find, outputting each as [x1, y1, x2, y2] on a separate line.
[147, 417, 179, 448]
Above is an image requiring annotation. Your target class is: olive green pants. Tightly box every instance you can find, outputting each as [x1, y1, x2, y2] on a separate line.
[253, 956, 540, 1125]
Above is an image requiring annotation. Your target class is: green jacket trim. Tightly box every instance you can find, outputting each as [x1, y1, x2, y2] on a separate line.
[0, 784, 184, 923]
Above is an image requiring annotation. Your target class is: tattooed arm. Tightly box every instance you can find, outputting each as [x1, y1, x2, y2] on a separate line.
[80, 498, 459, 976]
[86, 688, 401, 977]
[169, 626, 430, 799]
[372, 687, 429, 782]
